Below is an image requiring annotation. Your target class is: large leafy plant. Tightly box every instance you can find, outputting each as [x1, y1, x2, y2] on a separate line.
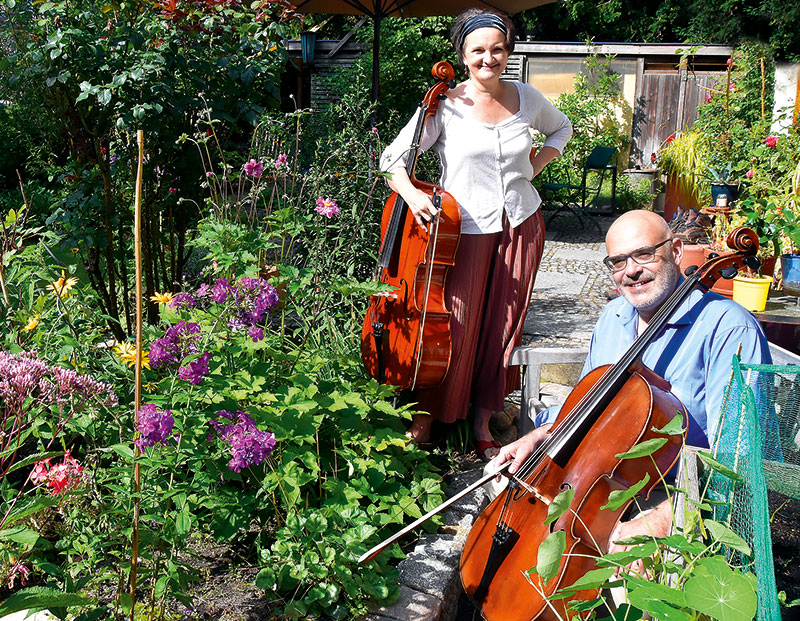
[529, 429, 759, 620]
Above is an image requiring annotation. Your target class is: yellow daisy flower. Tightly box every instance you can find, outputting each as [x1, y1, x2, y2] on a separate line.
[47, 270, 79, 298]
[150, 292, 174, 304]
[22, 315, 40, 332]
[112, 342, 151, 370]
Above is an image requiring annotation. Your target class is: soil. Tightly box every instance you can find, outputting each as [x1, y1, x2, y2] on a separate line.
[769, 492, 800, 621]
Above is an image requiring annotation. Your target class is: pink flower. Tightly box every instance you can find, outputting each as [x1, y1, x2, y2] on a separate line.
[765, 135, 779, 148]
[168, 187, 178, 193]
[729, 84, 736, 91]
[315, 196, 340, 218]
[746, 169, 754, 178]
[244, 159, 264, 178]
[727, 57, 732, 66]
[371, 127, 379, 134]
[704, 94, 712, 103]
[8, 560, 30, 588]
[274, 153, 288, 168]
[30, 451, 83, 495]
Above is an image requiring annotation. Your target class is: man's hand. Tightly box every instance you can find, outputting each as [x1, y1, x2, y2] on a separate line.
[608, 499, 673, 577]
[493, 424, 552, 476]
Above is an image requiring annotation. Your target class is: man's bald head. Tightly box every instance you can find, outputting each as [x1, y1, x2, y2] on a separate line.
[606, 210, 673, 254]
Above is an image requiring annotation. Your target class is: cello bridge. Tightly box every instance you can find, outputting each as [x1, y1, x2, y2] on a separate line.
[509, 476, 551, 505]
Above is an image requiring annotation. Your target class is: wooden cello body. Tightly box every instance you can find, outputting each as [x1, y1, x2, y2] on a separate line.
[460, 228, 761, 620]
[361, 62, 461, 390]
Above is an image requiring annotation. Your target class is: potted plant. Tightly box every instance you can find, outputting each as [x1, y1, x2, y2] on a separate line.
[704, 162, 740, 207]
[656, 131, 709, 222]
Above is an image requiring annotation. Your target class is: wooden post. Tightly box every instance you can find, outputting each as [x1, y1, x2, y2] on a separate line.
[129, 130, 144, 619]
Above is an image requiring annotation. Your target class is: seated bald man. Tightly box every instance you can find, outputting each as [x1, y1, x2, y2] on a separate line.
[493, 209, 771, 551]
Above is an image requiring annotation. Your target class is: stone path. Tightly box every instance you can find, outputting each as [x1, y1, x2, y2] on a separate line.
[369, 214, 619, 621]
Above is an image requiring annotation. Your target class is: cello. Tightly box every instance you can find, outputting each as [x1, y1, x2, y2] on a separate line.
[361, 62, 461, 390]
[459, 227, 761, 619]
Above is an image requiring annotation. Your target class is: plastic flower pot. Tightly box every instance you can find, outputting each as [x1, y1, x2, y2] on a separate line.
[732, 275, 772, 312]
[781, 254, 800, 297]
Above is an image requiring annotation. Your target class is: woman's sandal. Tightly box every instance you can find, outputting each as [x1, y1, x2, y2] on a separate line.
[476, 439, 501, 462]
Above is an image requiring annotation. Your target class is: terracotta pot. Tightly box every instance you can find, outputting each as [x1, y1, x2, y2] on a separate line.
[761, 255, 777, 277]
[664, 172, 701, 223]
[680, 243, 709, 276]
[701, 246, 734, 299]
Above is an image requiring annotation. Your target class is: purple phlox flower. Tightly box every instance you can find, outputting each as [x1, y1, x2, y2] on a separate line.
[148, 320, 201, 369]
[315, 196, 339, 218]
[244, 158, 264, 178]
[169, 293, 197, 310]
[248, 326, 264, 343]
[178, 351, 212, 385]
[135, 403, 175, 450]
[212, 278, 233, 304]
[237, 277, 279, 325]
[275, 153, 288, 168]
[209, 409, 276, 473]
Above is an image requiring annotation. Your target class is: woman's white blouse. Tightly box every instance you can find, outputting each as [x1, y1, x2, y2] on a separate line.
[380, 82, 572, 235]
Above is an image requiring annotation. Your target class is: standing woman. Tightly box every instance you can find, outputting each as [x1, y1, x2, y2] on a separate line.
[379, 8, 572, 460]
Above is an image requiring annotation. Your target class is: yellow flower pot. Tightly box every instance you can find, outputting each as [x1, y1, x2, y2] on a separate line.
[732, 275, 772, 312]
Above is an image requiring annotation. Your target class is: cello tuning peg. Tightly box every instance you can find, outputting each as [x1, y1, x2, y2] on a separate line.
[744, 256, 762, 271]
[707, 252, 719, 259]
[447, 79, 456, 89]
[720, 266, 738, 279]
[437, 93, 447, 100]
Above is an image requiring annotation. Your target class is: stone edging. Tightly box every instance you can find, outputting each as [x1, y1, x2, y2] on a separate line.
[367, 468, 490, 621]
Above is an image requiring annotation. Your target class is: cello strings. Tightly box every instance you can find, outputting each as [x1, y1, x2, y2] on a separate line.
[412, 213, 440, 389]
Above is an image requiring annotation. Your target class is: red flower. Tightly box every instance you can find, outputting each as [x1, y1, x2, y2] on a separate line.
[765, 135, 779, 148]
[746, 169, 754, 178]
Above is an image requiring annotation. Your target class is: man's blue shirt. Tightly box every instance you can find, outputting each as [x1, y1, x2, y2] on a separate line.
[535, 287, 772, 448]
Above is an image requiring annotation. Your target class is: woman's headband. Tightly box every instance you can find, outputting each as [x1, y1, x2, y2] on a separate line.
[458, 14, 509, 53]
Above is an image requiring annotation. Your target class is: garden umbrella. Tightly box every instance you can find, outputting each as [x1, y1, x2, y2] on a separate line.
[292, 0, 556, 106]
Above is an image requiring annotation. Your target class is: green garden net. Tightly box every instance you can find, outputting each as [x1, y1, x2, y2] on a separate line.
[706, 357, 800, 621]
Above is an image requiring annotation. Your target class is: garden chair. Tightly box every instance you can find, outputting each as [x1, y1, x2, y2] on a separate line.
[540, 145, 618, 232]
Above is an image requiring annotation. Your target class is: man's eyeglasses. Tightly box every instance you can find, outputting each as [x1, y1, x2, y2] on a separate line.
[603, 238, 673, 273]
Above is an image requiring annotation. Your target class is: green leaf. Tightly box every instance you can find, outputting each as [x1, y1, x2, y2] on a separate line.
[545, 488, 574, 526]
[696, 451, 744, 483]
[255, 567, 277, 590]
[703, 520, 751, 556]
[550, 567, 614, 598]
[626, 581, 689, 620]
[684, 556, 757, 620]
[5, 450, 63, 475]
[535, 530, 565, 585]
[652, 413, 685, 435]
[0, 526, 41, 548]
[0, 587, 92, 617]
[602, 473, 650, 511]
[616, 438, 667, 460]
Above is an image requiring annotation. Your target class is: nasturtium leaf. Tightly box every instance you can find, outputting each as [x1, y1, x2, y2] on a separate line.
[704, 519, 751, 555]
[616, 438, 668, 460]
[545, 488, 574, 526]
[626, 582, 689, 621]
[551, 567, 615, 598]
[595, 603, 646, 620]
[602, 473, 650, 511]
[535, 530, 566, 585]
[651, 413, 685, 435]
[696, 451, 744, 482]
[684, 556, 757, 620]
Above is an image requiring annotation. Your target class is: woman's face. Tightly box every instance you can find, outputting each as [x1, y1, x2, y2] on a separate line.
[461, 27, 509, 82]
